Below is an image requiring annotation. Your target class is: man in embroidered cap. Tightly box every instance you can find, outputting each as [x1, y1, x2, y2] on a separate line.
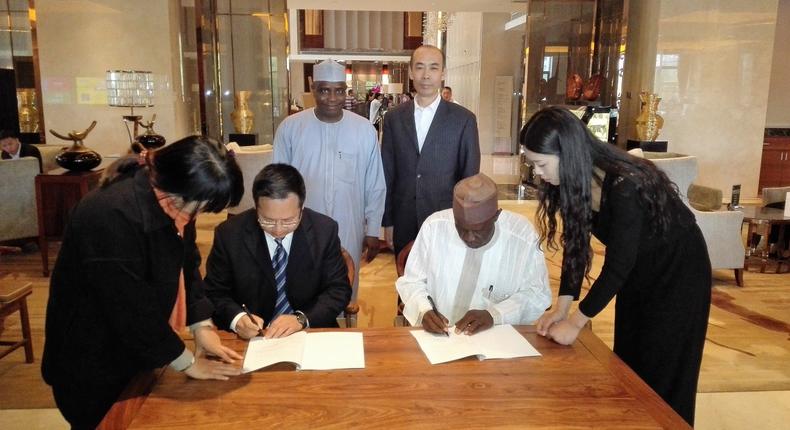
[273, 59, 386, 300]
[396, 173, 551, 335]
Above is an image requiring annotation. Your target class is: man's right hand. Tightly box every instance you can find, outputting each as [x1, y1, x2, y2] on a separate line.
[235, 313, 265, 339]
[422, 310, 449, 335]
[184, 357, 241, 380]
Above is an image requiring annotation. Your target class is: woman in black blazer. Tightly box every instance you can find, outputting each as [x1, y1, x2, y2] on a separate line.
[42, 136, 244, 429]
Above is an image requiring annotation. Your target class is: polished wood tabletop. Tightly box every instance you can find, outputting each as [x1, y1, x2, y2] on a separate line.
[100, 326, 689, 429]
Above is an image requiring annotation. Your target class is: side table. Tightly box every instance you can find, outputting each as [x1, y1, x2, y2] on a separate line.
[35, 168, 103, 276]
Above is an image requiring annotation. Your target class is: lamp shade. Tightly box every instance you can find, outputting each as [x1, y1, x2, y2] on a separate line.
[106, 70, 155, 107]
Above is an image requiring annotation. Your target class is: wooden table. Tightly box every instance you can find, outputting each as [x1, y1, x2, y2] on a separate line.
[740, 206, 790, 273]
[99, 326, 689, 429]
[35, 167, 103, 276]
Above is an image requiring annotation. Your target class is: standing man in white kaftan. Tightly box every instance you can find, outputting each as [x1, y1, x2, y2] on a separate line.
[273, 59, 386, 298]
[396, 173, 551, 334]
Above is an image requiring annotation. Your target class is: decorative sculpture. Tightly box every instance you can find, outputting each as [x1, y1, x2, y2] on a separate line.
[566, 73, 583, 100]
[50, 121, 102, 171]
[135, 114, 166, 149]
[231, 91, 254, 134]
[635, 92, 664, 141]
[583, 74, 603, 101]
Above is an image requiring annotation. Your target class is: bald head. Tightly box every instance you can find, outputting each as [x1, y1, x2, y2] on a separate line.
[452, 174, 500, 249]
[410, 45, 446, 70]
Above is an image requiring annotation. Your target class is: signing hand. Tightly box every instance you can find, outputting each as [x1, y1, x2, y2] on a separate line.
[363, 235, 380, 262]
[454, 310, 494, 335]
[235, 313, 264, 339]
[421, 310, 449, 335]
[265, 314, 302, 339]
[184, 356, 241, 380]
[194, 326, 242, 363]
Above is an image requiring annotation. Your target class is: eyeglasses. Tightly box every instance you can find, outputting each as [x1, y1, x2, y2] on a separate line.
[257, 209, 302, 229]
[159, 194, 207, 221]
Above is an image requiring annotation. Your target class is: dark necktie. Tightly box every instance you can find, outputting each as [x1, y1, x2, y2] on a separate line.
[272, 238, 293, 317]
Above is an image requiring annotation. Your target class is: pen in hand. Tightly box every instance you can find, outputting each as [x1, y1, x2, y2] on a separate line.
[241, 304, 264, 337]
[426, 295, 449, 337]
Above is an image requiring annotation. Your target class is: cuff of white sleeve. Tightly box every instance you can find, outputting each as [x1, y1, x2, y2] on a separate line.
[365, 221, 382, 237]
[169, 348, 195, 372]
[230, 312, 246, 333]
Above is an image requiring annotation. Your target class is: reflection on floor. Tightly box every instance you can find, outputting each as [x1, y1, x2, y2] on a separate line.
[0, 200, 788, 429]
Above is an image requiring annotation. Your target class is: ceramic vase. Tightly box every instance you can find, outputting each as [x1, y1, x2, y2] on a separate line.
[231, 91, 254, 133]
[635, 92, 664, 141]
[51, 121, 102, 171]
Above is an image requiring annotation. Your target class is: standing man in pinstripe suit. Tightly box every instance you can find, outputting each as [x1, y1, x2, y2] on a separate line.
[381, 45, 481, 256]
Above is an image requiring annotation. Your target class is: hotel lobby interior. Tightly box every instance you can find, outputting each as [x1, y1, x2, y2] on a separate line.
[1, 0, 789, 428]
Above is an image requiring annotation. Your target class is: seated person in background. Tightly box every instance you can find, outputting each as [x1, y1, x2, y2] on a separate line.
[396, 173, 552, 335]
[1, 129, 42, 172]
[205, 163, 352, 339]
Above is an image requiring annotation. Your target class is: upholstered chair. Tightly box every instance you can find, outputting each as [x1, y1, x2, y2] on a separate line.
[644, 152, 745, 286]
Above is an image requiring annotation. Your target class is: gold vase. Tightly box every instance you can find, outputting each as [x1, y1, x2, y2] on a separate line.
[231, 91, 254, 133]
[635, 92, 664, 141]
[17, 89, 40, 133]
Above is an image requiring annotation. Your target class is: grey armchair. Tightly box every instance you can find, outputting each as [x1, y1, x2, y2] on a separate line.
[644, 152, 745, 286]
[0, 157, 40, 246]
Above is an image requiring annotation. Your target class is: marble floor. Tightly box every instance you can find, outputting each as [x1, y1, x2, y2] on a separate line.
[1, 200, 788, 429]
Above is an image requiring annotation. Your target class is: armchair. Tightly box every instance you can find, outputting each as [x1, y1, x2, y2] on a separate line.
[0, 157, 39, 244]
[644, 152, 745, 286]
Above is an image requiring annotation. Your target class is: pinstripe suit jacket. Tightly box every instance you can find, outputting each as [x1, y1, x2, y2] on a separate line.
[381, 98, 480, 251]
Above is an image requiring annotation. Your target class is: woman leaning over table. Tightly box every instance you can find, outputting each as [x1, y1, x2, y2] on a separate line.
[521, 107, 711, 426]
[42, 136, 244, 429]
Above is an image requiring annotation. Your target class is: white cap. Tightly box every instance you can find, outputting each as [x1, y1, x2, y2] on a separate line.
[313, 59, 346, 83]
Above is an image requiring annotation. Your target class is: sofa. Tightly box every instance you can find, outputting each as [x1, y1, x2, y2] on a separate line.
[642, 152, 745, 286]
[225, 143, 274, 215]
[33, 144, 67, 173]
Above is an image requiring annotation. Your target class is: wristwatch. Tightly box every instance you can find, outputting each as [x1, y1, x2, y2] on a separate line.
[294, 311, 308, 329]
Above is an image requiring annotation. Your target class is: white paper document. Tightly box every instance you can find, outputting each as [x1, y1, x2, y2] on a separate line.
[242, 331, 365, 373]
[410, 324, 541, 365]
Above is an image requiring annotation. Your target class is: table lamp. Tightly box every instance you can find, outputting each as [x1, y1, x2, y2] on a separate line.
[106, 70, 154, 144]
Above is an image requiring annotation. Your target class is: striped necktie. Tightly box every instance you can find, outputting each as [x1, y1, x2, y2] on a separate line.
[272, 238, 293, 317]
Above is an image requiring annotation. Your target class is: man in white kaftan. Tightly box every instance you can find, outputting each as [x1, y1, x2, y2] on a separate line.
[274, 59, 386, 298]
[396, 173, 551, 334]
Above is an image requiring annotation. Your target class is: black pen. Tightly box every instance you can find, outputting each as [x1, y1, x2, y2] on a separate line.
[488, 285, 494, 299]
[426, 295, 449, 337]
[241, 303, 264, 337]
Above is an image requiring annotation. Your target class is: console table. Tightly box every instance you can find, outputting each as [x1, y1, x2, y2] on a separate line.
[35, 167, 103, 276]
[741, 206, 790, 273]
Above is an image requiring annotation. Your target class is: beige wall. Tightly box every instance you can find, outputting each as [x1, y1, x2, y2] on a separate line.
[37, 0, 184, 156]
[766, 0, 790, 127]
[623, 0, 779, 198]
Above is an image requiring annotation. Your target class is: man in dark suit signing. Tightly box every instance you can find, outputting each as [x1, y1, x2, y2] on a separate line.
[381, 45, 481, 256]
[1, 129, 42, 172]
[205, 163, 351, 339]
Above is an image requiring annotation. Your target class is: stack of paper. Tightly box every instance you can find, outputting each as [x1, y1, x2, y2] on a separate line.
[410, 324, 541, 365]
[242, 331, 365, 373]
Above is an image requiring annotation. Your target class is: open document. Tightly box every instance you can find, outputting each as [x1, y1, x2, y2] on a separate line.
[410, 324, 541, 365]
[242, 331, 365, 373]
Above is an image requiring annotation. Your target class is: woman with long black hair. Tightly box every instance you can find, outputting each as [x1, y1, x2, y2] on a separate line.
[42, 136, 245, 429]
[521, 107, 711, 425]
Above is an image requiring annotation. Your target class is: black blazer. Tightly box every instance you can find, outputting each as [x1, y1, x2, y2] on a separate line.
[42, 169, 214, 389]
[2, 142, 42, 172]
[205, 208, 351, 330]
[381, 99, 480, 250]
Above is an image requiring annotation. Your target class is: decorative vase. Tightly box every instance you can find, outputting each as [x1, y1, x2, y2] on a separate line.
[17, 89, 40, 133]
[566, 73, 583, 100]
[635, 92, 664, 141]
[583, 74, 603, 101]
[231, 91, 254, 133]
[50, 121, 102, 171]
[136, 115, 166, 149]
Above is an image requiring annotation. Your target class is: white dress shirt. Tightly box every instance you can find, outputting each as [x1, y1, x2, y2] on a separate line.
[396, 209, 552, 326]
[414, 94, 441, 152]
[230, 230, 295, 331]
